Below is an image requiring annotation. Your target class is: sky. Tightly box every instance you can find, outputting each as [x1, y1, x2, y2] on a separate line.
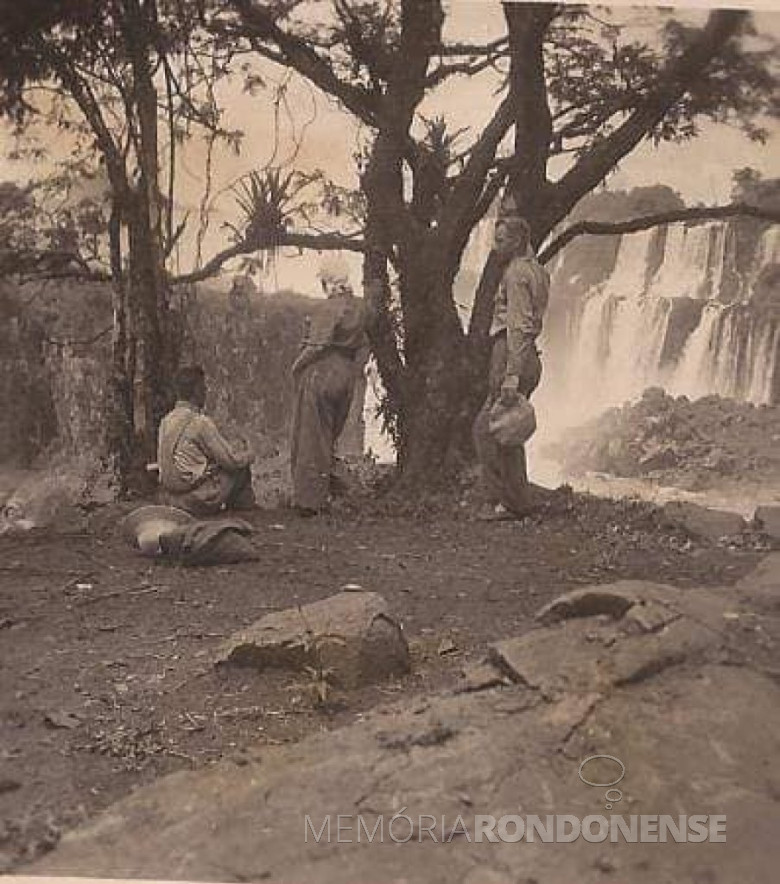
[0, 1, 778, 293]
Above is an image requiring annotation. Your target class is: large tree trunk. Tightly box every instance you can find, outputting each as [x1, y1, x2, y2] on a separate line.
[126, 199, 174, 484]
[362, 132, 493, 484]
[104, 190, 176, 496]
[105, 0, 177, 495]
[105, 199, 135, 495]
[102, 193, 179, 499]
[362, 239, 479, 482]
[392, 238, 479, 484]
[395, 318, 472, 482]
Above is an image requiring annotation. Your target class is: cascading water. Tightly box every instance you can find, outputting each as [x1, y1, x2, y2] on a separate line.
[756, 225, 780, 267]
[645, 223, 723, 301]
[551, 228, 672, 427]
[666, 304, 723, 400]
[544, 219, 780, 434]
[748, 322, 780, 404]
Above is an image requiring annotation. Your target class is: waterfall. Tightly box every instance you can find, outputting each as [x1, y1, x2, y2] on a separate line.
[645, 223, 724, 301]
[544, 219, 780, 434]
[553, 228, 667, 426]
[556, 292, 672, 427]
[708, 223, 729, 302]
[667, 303, 780, 404]
[600, 227, 657, 299]
[667, 304, 721, 400]
[748, 322, 780, 404]
[757, 226, 780, 267]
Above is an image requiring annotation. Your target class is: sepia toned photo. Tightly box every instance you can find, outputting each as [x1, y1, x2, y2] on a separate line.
[0, 0, 779, 881]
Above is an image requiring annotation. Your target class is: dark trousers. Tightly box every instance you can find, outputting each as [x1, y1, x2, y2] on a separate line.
[472, 334, 542, 514]
[291, 351, 357, 511]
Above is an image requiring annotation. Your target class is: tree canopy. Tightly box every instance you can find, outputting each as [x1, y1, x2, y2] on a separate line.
[0, 1, 778, 487]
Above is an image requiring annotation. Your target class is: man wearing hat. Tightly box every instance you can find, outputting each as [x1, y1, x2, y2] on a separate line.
[289, 256, 368, 516]
[473, 208, 550, 520]
[157, 365, 255, 516]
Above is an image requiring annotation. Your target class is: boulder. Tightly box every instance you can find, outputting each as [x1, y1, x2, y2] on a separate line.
[493, 579, 714, 695]
[217, 590, 409, 688]
[754, 505, 780, 541]
[662, 500, 746, 541]
[536, 580, 683, 627]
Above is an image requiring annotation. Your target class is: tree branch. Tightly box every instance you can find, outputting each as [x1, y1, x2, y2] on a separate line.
[0, 247, 111, 282]
[548, 10, 748, 231]
[438, 37, 509, 57]
[467, 168, 509, 236]
[173, 231, 367, 285]
[41, 42, 129, 196]
[425, 51, 502, 88]
[224, 0, 380, 128]
[388, 0, 444, 131]
[504, 2, 560, 224]
[539, 203, 780, 264]
[441, 95, 515, 249]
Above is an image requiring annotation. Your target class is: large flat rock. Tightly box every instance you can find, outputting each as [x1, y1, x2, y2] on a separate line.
[26, 557, 780, 883]
[662, 500, 746, 542]
[216, 590, 409, 688]
[491, 579, 718, 695]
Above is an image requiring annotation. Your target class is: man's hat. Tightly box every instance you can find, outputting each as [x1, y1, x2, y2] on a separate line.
[120, 505, 195, 556]
[120, 505, 257, 565]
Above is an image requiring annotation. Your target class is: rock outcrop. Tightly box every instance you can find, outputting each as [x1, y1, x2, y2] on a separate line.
[217, 590, 410, 688]
[26, 555, 780, 884]
[547, 387, 780, 493]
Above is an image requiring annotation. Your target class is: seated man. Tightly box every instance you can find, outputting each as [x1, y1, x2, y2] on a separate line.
[157, 365, 255, 516]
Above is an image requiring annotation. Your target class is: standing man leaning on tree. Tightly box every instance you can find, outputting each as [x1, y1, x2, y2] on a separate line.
[473, 203, 550, 521]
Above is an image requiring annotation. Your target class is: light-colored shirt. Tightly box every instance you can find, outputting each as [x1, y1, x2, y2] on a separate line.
[157, 401, 250, 492]
[490, 252, 550, 378]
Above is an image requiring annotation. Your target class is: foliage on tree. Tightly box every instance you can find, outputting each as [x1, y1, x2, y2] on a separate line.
[1, 1, 779, 488]
[0, 168, 112, 279]
[0, 0, 241, 488]
[213, 1, 779, 479]
[732, 169, 780, 210]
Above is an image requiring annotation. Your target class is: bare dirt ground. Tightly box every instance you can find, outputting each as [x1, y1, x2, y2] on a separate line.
[0, 490, 768, 872]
